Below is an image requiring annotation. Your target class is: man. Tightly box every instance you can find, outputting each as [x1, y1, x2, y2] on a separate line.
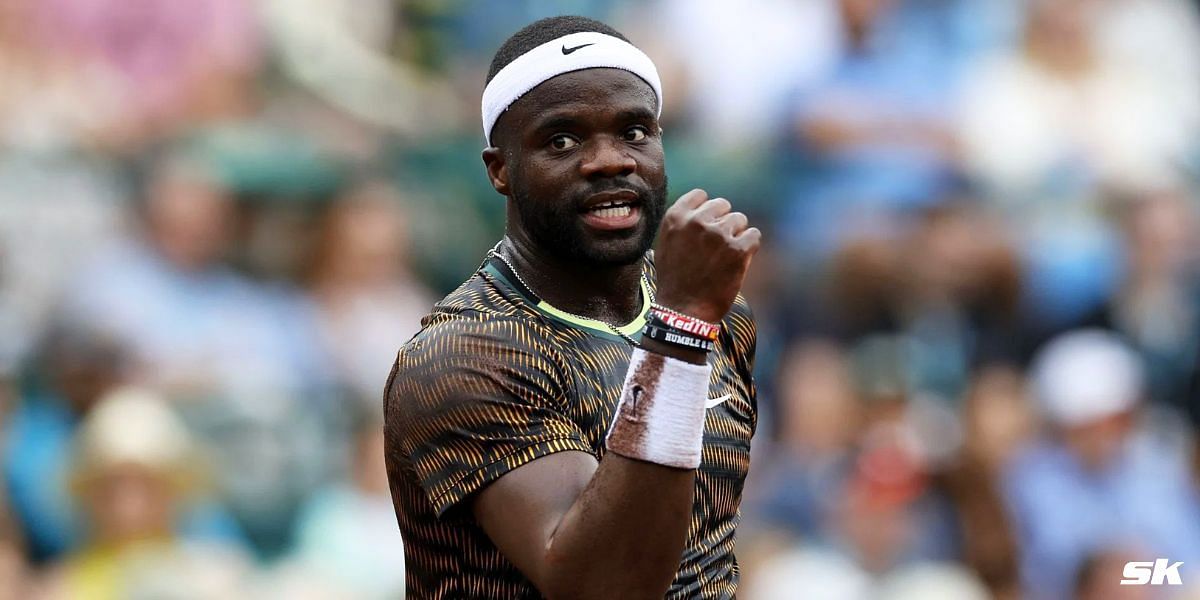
[384, 15, 760, 599]
[1005, 329, 1200, 600]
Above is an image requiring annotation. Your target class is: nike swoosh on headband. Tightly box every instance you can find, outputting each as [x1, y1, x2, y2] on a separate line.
[561, 42, 594, 55]
[705, 394, 731, 409]
[483, 32, 662, 143]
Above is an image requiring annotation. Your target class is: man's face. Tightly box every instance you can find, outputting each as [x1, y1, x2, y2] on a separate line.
[145, 170, 234, 271]
[489, 68, 668, 267]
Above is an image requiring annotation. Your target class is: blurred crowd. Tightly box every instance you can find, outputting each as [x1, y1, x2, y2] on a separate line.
[2, 0, 1200, 598]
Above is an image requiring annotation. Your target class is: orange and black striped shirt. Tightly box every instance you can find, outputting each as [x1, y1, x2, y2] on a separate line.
[384, 253, 757, 599]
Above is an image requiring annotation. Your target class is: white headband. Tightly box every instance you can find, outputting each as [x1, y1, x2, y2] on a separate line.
[481, 31, 663, 145]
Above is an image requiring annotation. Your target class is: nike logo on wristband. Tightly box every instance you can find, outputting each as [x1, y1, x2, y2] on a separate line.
[561, 43, 594, 55]
[705, 394, 731, 409]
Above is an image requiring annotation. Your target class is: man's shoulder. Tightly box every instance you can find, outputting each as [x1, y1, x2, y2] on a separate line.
[404, 269, 549, 342]
[388, 278, 567, 394]
[398, 310, 556, 365]
[383, 299, 573, 447]
[429, 268, 525, 319]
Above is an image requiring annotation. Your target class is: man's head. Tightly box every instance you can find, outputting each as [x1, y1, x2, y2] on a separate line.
[37, 318, 128, 415]
[481, 16, 668, 267]
[139, 155, 235, 272]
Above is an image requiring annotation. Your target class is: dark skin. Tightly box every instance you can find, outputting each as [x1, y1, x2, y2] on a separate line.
[477, 68, 759, 599]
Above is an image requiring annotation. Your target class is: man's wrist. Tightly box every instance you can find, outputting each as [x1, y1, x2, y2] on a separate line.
[605, 347, 712, 470]
[651, 295, 724, 324]
[639, 337, 707, 366]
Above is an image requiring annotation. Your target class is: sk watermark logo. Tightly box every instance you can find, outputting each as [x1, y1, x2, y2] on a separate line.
[1121, 559, 1184, 586]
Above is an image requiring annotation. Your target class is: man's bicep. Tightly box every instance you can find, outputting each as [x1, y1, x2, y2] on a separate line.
[471, 450, 597, 589]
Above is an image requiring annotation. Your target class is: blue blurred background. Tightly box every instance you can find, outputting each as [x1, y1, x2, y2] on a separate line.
[2, 0, 1200, 598]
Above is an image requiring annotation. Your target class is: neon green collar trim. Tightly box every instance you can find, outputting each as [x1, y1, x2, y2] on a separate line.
[533, 277, 651, 336]
[483, 260, 650, 339]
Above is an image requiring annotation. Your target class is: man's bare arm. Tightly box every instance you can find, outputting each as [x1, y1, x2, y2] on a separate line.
[472, 446, 695, 599]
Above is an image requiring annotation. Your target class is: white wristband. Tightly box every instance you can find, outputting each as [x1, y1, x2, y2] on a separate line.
[605, 348, 711, 469]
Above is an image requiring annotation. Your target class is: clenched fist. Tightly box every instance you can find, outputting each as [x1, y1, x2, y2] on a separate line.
[654, 189, 761, 324]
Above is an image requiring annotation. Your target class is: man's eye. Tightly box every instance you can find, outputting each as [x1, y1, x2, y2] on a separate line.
[624, 127, 648, 142]
[550, 135, 579, 150]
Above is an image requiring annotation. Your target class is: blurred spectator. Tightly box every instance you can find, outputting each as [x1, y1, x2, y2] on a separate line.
[3, 321, 129, 562]
[1084, 190, 1200, 427]
[58, 153, 337, 556]
[958, 367, 1036, 471]
[29, 0, 260, 150]
[825, 203, 1023, 398]
[1004, 329, 1200, 599]
[830, 421, 958, 573]
[1094, 0, 1200, 174]
[38, 389, 254, 599]
[936, 366, 1031, 598]
[307, 181, 433, 409]
[956, 0, 1197, 325]
[283, 415, 404, 599]
[0, 157, 125, 374]
[959, 0, 1196, 196]
[262, 0, 463, 138]
[647, 0, 839, 149]
[750, 336, 963, 583]
[2, 321, 242, 566]
[907, 204, 1024, 388]
[750, 340, 862, 540]
[61, 152, 329, 401]
[780, 0, 971, 258]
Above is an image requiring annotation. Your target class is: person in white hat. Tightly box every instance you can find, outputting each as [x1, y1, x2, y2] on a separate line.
[39, 388, 252, 600]
[1004, 329, 1200, 600]
[1031, 329, 1144, 469]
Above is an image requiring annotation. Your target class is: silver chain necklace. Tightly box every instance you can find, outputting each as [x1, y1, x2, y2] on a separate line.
[487, 241, 653, 346]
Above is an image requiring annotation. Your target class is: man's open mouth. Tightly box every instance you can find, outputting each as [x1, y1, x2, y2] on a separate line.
[586, 199, 636, 219]
[580, 190, 642, 230]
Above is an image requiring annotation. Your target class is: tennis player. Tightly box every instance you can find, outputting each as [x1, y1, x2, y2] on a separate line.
[384, 15, 760, 598]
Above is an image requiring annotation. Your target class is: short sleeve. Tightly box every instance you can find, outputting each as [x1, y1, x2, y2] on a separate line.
[725, 295, 758, 434]
[384, 316, 593, 516]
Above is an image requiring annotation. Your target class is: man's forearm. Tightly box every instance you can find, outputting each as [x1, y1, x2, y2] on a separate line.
[539, 452, 695, 599]
[538, 339, 707, 599]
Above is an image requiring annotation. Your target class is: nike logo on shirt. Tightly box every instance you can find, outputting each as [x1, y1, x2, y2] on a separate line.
[705, 394, 731, 409]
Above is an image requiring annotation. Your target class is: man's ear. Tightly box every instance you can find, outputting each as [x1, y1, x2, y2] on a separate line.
[482, 147, 510, 196]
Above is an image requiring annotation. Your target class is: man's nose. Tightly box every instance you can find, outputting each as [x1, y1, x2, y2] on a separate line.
[579, 136, 636, 179]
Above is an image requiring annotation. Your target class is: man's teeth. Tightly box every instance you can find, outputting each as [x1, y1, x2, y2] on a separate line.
[592, 205, 632, 219]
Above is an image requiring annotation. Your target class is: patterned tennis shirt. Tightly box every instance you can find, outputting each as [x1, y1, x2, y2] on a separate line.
[384, 253, 757, 598]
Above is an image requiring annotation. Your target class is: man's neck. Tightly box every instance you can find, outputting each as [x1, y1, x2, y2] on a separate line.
[501, 234, 645, 325]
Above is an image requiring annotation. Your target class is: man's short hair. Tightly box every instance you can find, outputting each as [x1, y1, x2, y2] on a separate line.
[486, 15, 630, 85]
